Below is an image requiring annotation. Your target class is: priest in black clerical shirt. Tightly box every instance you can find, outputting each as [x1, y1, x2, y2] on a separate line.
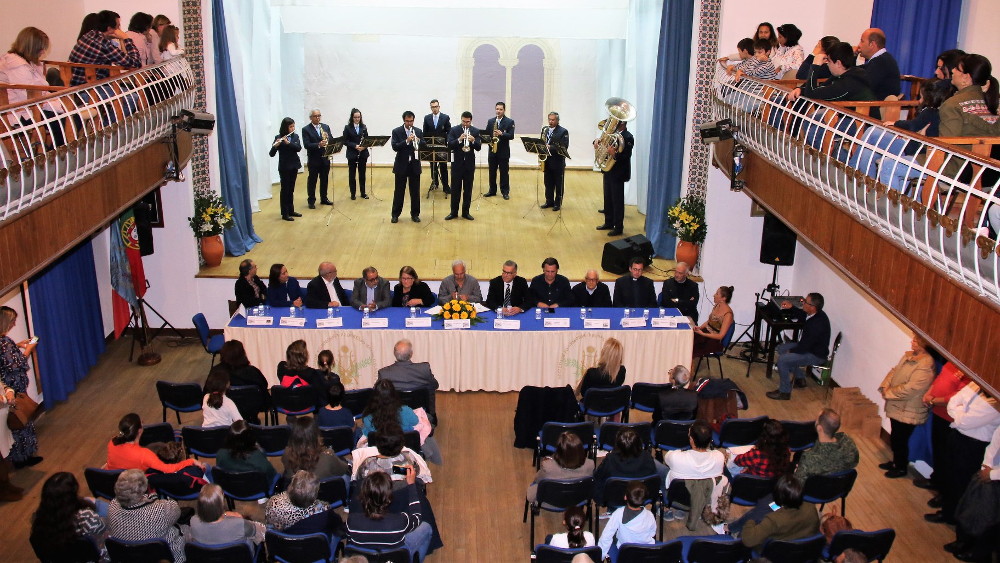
[659, 261, 700, 322]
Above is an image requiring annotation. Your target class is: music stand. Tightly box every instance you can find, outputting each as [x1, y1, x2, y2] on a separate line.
[520, 137, 548, 219]
[361, 136, 389, 201]
[472, 131, 498, 210]
[422, 136, 449, 199]
[321, 136, 349, 224]
[547, 144, 572, 234]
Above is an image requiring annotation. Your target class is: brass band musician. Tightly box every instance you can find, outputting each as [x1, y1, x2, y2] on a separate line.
[485, 102, 515, 199]
[540, 112, 569, 211]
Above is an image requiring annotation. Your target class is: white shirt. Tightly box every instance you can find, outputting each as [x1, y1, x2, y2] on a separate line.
[548, 531, 595, 548]
[982, 425, 1000, 480]
[323, 278, 340, 305]
[948, 386, 1000, 442]
[202, 395, 243, 428]
[663, 448, 725, 486]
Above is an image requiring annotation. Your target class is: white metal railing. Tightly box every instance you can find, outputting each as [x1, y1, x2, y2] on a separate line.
[713, 67, 1000, 306]
[0, 58, 195, 222]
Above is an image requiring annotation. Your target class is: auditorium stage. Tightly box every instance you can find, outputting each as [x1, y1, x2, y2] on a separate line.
[198, 166, 678, 283]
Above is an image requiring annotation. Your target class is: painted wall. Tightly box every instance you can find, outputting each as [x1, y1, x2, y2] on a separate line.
[959, 0, 1000, 66]
[0, 0, 84, 61]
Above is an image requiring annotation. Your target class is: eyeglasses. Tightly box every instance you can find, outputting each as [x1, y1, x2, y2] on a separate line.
[502, 269, 516, 275]
[584, 278, 599, 282]
[400, 275, 415, 280]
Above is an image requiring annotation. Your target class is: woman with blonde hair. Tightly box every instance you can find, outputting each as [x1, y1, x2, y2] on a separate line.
[577, 337, 626, 398]
[0, 27, 66, 146]
[158, 25, 184, 60]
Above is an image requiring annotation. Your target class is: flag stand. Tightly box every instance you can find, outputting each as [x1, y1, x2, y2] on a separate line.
[128, 296, 183, 365]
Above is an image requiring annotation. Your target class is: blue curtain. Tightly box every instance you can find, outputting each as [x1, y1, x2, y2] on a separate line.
[871, 0, 961, 79]
[214, 0, 262, 256]
[644, 0, 694, 258]
[28, 241, 105, 404]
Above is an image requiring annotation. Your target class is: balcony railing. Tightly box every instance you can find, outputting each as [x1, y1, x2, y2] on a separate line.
[713, 68, 1000, 307]
[0, 58, 195, 222]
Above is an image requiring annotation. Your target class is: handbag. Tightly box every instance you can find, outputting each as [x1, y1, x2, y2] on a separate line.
[7, 392, 39, 430]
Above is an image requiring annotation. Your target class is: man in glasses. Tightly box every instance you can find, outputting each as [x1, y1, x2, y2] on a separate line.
[484, 260, 532, 316]
[766, 292, 831, 401]
[571, 270, 612, 308]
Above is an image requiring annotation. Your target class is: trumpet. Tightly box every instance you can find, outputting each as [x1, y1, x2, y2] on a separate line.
[539, 125, 550, 172]
[490, 119, 501, 154]
[462, 127, 471, 152]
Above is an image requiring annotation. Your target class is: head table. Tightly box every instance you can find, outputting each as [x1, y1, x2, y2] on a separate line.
[225, 306, 693, 392]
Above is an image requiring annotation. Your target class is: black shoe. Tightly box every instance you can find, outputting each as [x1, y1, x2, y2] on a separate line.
[308, 203, 316, 209]
[553, 205, 561, 211]
[391, 217, 399, 224]
[540, 203, 553, 209]
[444, 214, 457, 220]
[596, 224, 612, 230]
[412, 216, 421, 223]
[462, 214, 475, 221]
[944, 541, 969, 555]
[484, 192, 497, 197]
[953, 550, 985, 562]
[598, 209, 605, 213]
[608, 229, 623, 236]
[503, 194, 510, 200]
[766, 390, 791, 400]
[928, 495, 943, 508]
[290, 212, 302, 217]
[361, 194, 369, 199]
[924, 511, 950, 524]
[878, 461, 896, 470]
[913, 477, 936, 490]
[351, 194, 356, 200]
[793, 378, 807, 388]
[13, 456, 43, 469]
[321, 200, 333, 205]
[884, 468, 907, 478]
[282, 216, 294, 221]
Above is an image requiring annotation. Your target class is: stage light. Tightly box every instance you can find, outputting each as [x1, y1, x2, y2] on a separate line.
[699, 119, 737, 144]
[174, 109, 216, 135]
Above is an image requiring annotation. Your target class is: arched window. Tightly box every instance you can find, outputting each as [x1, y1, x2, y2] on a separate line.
[511, 44, 545, 132]
[472, 44, 504, 126]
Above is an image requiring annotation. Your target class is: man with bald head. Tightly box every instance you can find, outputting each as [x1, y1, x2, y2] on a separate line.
[571, 270, 612, 307]
[659, 262, 700, 322]
[305, 261, 348, 308]
[857, 28, 901, 116]
[378, 339, 440, 423]
[438, 259, 483, 304]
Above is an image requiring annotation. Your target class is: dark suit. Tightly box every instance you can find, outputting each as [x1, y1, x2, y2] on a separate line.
[447, 125, 481, 216]
[305, 275, 348, 308]
[612, 275, 657, 308]
[378, 359, 440, 420]
[571, 282, 613, 308]
[601, 128, 634, 231]
[350, 276, 392, 310]
[302, 122, 333, 205]
[269, 133, 302, 218]
[485, 275, 533, 311]
[391, 125, 423, 219]
[861, 51, 902, 109]
[423, 112, 451, 191]
[486, 115, 515, 196]
[543, 125, 569, 206]
[267, 277, 304, 307]
[343, 122, 369, 198]
[656, 387, 698, 422]
[235, 276, 267, 308]
[659, 278, 700, 322]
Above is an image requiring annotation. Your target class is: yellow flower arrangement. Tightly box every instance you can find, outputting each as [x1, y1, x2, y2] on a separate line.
[188, 187, 235, 237]
[665, 195, 707, 244]
[433, 299, 484, 324]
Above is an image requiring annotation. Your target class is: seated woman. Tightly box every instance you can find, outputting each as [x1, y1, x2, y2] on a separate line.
[593, 427, 662, 505]
[277, 339, 321, 391]
[577, 338, 626, 399]
[265, 470, 343, 535]
[188, 483, 264, 549]
[691, 286, 735, 362]
[527, 431, 595, 503]
[266, 263, 304, 307]
[729, 418, 791, 477]
[313, 349, 341, 408]
[547, 506, 594, 549]
[234, 259, 267, 309]
[317, 379, 355, 429]
[216, 340, 268, 393]
[354, 424, 431, 486]
[216, 420, 277, 482]
[361, 379, 418, 438]
[391, 266, 436, 308]
[202, 370, 243, 428]
[281, 415, 349, 481]
[0, 27, 67, 148]
[730, 473, 820, 548]
[347, 469, 433, 561]
[106, 413, 204, 474]
[29, 472, 107, 561]
[107, 469, 185, 561]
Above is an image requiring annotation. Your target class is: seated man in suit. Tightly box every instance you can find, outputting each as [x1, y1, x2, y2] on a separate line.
[612, 257, 657, 308]
[659, 261, 699, 322]
[571, 270, 612, 308]
[350, 266, 391, 311]
[655, 365, 698, 422]
[378, 339, 440, 424]
[529, 257, 573, 310]
[438, 259, 483, 304]
[484, 260, 532, 315]
[305, 261, 348, 308]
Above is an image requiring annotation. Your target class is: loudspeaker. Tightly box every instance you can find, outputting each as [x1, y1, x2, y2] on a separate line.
[601, 234, 654, 275]
[760, 213, 796, 265]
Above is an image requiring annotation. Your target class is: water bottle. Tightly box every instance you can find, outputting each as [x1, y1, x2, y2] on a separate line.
[327, 307, 333, 318]
[643, 309, 650, 321]
[535, 307, 542, 320]
[497, 307, 504, 320]
[363, 307, 370, 319]
[580, 307, 586, 320]
[410, 306, 417, 319]
[289, 306, 296, 318]
[624, 308, 631, 319]
[659, 308, 666, 318]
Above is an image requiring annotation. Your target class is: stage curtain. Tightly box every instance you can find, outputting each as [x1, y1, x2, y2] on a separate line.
[871, 0, 961, 81]
[28, 241, 105, 404]
[643, 0, 694, 258]
[213, 0, 263, 256]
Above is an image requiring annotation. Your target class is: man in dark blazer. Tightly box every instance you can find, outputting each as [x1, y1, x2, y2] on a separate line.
[422, 99, 451, 195]
[595, 121, 634, 236]
[378, 339, 441, 423]
[541, 111, 570, 211]
[350, 266, 392, 311]
[343, 108, 369, 200]
[612, 257, 657, 308]
[857, 28, 901, 118]
[390, 111, 423, 223]
[305, 261, 348, 308]
[302, 109, 334, 209]
[446, 111, 481, 221]
[484, 260, 532, 315]
[485, 102, 515, 199]
[571, 270, 613, 308]
[767, 292, 831, 400]
[655, 365, 698, 422]
[659, 261, 699, 322]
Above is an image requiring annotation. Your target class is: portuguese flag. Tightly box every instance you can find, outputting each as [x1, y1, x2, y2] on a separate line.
[110, 208, 147, 338]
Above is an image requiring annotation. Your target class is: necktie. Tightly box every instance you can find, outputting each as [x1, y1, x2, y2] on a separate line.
[504, 284, 511, 308]
[434, 115, 438, 128]
[356, 125, 359, 135]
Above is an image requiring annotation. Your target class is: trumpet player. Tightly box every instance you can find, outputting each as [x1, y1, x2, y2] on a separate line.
[446, 111, 481, 221]
[595, 120, 634, 237]
[390, 111, 424, 223]
[485, 102, 515, 199]
[541, 112, 569, 211]
[303, 109, 334, 209]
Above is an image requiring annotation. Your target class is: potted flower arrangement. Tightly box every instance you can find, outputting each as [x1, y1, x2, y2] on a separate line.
[432, 299, 486, 325]
[188, 186, 234, 267]
[665, 194, 707, 266]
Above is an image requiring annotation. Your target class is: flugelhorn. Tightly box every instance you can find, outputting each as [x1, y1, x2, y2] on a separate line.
[539, 125, 550, 172]
[594, 97, 637, 171]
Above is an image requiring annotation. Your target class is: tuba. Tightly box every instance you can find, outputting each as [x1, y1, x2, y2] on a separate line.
[539, 125, 550, 172]
[594, 97, 637, 172]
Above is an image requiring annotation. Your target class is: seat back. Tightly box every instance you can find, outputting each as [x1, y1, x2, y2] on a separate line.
[535, 477, 595, 512]
[84, 467, 122, 500]
[730, 474, 778, 506]
[616, 541, 683, 563]
[156, 381, 203, 411]
[539, 421, 595, 456]
[265, 530, 332, 563]
[148, 470, 204, 501]
[105, 537, 175, 562]
[803, 469, 858, 504]
[602, 474, 661, 511]
[397, 387, 430, 413]
[664, 478, 691, 509]
[717, 320, 736, 351]
[653, 419, 693, 451]
[759, 533, 825, 563]
[317, 476, 349, 508]
[342, 387, 373, 418]
[533, 544, 602, 563]
[343, 545, 412, 563]
[181, 425, 230, 458]
[319, 425, 356, 456]
[717, 415, 768, 447]
[192, 313, 212, 349]
[138, 422, 176, 446]
[827, 528, 896, 562]
[629, 382, 671, 412]
[227, 385, 268, 422]
[210, 467, 277, 501]
[403, 430, 422, 455]
[269, 385, 317, 416]
[251, 424, 291, 456]
[582, 385, 631, 418]
[597, 421, 652, 452]
[185, 541, 255, 563]
[687, 536, 751, 563]
[781, 420, 818, 452]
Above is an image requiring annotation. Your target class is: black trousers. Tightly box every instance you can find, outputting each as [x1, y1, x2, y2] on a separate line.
[603, 174, 625, 229]
[544, 166, 565, 206]
[348, 155, 367, 196]
[488, 152, 509, 195]
[392, 172, 420, 218]
[942, 429, 990, 521]
[278, 169, 297, 217]
[451, 165, 474, 215]
[889, 418, 917, 469]
[306, 159, 330, 204]
[930, 413, 951, 488]
[429, 161, 449, 190]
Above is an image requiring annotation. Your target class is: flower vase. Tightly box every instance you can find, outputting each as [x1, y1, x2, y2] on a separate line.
[200, 235, 224, 267]
[675, 240, 700, 267]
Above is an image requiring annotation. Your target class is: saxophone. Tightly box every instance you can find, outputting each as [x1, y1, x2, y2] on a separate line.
[539, 125, 549, 172]
[490, 118, 501, 154]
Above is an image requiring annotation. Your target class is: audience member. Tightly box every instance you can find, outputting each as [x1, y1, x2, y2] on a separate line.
[946, 424, 1000, 562]
[124, 12, 159, 66]
[0, 306, 41, 468]
[796, 35, 839, 80]
[547, 506, 594, 548]
[68, 10, 141, 86]
[158, 25, 183, 60]
[878, 335, 935, 478]
[378, 339, 440, 423]
[485, 260, 532, 314]
[151, 14, 171, 40]
[77, 13, 100, 39]
[213, 340, 268, 395]
[277, 339, 320, 391]
[732, 474, 820, 550]
[730, 419, 791, 477]
[612, 257, 657, 308]
[753, 22, 778, 52]
[437, 259, 483, 304]
[940, 54, 999, 139]
[0, 381, 24, 501]
[691, 285, 734, 363]
[267, 263, 304, 307]
[281, 416, 349, 480]
[577, 338, 626, 399]
[659, 262, 699, 321]
[530, 257, 574, 309]
[234, 259, 267, 309]
[733, 38, 781, 81]
[766, 292, 831, 401]
[593, 427, 661, 504]
[0, 27, 67, 147]
[655, 365, 698, 422]
[351, 266, 391, 311]
[857, 28, 902, 104]
[29, 472, 107, 561]
[918, 362, 968, 495]
[265, 470, 343, 534]
[527, 431, 595, 502]
[721, 38, 754, 74]
[361, 379, 418, 438]
[787, 42, 875, 103]
[106, 413, 204, 473]
[354, 424, 432, 485]
[935, 49, 966, 80]
[107, 469, 185, 561]
[316, 379, 355, 428]
[392, 266, 436, 307]
[216, 420, 277, 483]
[347, 469, 433, 560]
[794, 409, 859, 481]
[663, 420, 726, 487]
[305, 262, 348, 308]
[596, 481, 656, 563]
[202, 369, 242, 428]
[571, 270, 613, 308]
[189, 483, 265, 549]
[772, 24, 804, 76]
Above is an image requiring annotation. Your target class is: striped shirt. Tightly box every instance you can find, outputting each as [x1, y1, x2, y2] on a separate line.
[347, 484, 423, 551]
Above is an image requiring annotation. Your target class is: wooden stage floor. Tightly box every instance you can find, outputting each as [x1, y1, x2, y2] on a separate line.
[199, 166, 677, 283]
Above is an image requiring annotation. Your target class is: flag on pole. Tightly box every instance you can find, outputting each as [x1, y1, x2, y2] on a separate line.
[110, 209, 146, 338]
